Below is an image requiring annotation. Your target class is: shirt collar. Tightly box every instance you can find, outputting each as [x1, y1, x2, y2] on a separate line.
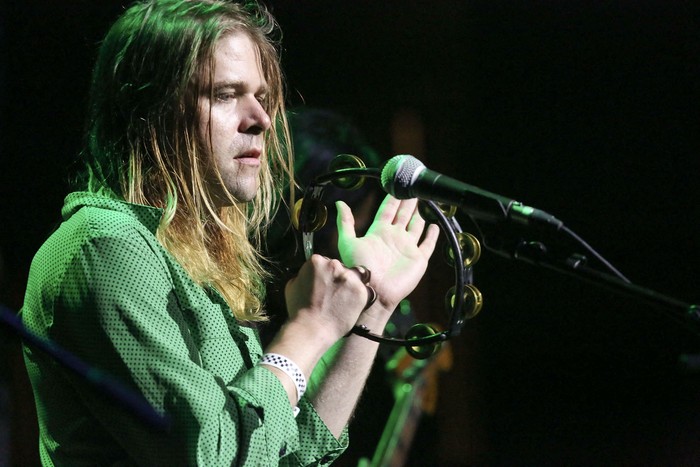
[62, 192, 164, 233]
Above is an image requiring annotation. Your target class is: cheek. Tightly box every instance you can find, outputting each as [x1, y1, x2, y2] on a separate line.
[198, 115, 227, 160]
[197, 103, 232, 148]
[207, 109, 237, 147]
[208, 122, 231, 162]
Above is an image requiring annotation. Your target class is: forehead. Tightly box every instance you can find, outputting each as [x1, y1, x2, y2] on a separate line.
[210, 32, 266, 87]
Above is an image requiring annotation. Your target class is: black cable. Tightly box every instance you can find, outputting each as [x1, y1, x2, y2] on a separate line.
[560, 224, 631, 284]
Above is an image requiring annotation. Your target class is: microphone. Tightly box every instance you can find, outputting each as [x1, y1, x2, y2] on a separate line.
[380, 154, 563, 230]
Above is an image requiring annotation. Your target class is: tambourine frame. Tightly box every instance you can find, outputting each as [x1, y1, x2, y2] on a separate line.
[297, 166, 476, 356]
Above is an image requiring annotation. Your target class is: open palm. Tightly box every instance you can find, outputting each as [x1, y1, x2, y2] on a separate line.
[336, 195, 440, 312]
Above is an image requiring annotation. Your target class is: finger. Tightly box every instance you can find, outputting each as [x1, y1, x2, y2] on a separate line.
[392, 198, 419, 228]
[310, 255, 348, 285]
[337, 264, 371, 303]
[418, 223, 440, 257]
[373, 194, 402, 224]
[340, 265, 377, 310]
[336, 200, 357, 243]
[406, 207, 427, 238]
[284, 275, 296, 295]
[306, 254, 338, 280]
[309, 253, 329, 268]
[329, 258, 346, 274]
[348, 265, 372, 284]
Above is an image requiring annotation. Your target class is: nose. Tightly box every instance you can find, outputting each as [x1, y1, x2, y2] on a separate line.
[239, 97, 272, 136]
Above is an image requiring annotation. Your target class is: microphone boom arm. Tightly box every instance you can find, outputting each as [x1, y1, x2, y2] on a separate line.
[481, 222, 700, 337]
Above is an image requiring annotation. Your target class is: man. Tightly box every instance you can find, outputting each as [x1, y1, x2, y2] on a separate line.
[20, 1, 438, 466]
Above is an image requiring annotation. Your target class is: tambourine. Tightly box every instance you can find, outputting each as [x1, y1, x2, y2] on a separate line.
[292, 154, 483, 359]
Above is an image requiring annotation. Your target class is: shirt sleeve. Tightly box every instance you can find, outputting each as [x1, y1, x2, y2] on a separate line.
[33, 219, 344, 466]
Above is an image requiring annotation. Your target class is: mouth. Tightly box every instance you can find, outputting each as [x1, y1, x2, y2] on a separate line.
[235, 149, 262, 165]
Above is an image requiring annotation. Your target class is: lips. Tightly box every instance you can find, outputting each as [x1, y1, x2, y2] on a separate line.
[235, 149, 261, 159]
[235, 149, 262, 165]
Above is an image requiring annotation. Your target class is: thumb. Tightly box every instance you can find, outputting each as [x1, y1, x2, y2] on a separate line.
[336, 200, 357, 244]
[284, 274, 297, 300]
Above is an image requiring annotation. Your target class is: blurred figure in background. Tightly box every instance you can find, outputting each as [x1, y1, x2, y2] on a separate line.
[264, 108, 384, 264]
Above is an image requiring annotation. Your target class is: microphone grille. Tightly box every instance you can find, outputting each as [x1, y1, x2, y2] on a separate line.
[380, 155, 424, 199]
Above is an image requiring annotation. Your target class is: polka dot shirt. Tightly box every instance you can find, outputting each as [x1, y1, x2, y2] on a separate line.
[21, 192, 347, 466]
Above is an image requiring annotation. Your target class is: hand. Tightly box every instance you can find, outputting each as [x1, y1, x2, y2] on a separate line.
[336, 195, 439, 316]
[284, 254, 369, 343]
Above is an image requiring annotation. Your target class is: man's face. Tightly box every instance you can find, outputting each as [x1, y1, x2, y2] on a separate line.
[198, 32, 271, 205]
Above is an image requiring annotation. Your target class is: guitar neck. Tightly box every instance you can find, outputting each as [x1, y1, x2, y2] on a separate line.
[367, 376, 427, 467]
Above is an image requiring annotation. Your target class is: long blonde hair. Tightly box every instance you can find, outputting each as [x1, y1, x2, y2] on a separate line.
[79, 0, 293, 321]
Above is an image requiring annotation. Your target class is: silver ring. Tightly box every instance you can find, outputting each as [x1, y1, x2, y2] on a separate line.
[351, 265, 372, 284]
[364, 285, 377, 310]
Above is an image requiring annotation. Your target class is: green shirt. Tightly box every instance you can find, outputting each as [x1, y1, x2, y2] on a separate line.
[21, 192, 347, 466]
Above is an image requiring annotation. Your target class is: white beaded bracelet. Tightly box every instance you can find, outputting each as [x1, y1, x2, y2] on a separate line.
[259, 353, 307, 402]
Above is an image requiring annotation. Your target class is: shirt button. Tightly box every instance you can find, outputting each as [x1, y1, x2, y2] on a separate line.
[319, 454, 333, 465]
[279, 444, 287, 457]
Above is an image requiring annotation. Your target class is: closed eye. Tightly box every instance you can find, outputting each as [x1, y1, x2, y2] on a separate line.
[215, 91, 237, 102]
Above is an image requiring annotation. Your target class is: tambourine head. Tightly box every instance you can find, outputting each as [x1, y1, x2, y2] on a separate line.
[405, 323, 442, 359]
[328, 154, 367, 190]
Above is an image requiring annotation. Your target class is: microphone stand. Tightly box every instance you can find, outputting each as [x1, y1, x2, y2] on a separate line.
[0, 305, 171, 431]
[477, 224, 700, 337]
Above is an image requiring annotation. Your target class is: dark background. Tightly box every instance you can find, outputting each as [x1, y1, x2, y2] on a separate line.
[2, 1, 699, 465]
